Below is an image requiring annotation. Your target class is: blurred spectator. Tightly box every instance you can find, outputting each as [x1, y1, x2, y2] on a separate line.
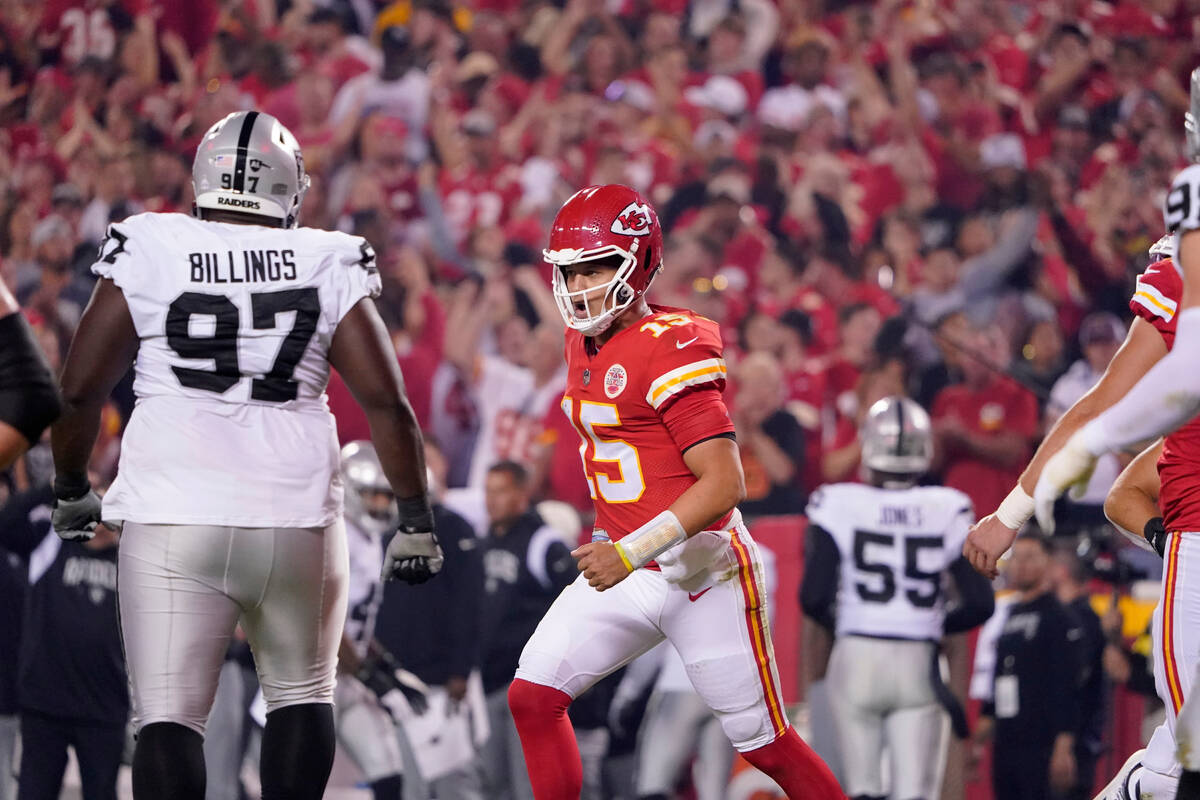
[732, 351, 805, 517]
[932, 323, 1038, 517]
[478, 461, 574, 800]
[1011, 317, 1067, 405]
[1042, 313, 1128, 533]
[970, 534, 1082, 800]
[329, 25, 430, 162]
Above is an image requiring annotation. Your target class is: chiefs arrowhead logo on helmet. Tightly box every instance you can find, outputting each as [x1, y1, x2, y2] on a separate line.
[611, 202, 653, 236]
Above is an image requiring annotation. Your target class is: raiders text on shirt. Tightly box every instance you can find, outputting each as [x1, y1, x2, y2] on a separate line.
[189, 249, 298, 284]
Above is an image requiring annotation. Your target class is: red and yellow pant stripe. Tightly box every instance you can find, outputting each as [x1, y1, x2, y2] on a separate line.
[730, 531, 789, 740]
[1163, 531, 1185, 714]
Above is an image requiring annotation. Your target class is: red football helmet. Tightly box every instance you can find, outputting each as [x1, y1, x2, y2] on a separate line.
[544, 184, 664, 336]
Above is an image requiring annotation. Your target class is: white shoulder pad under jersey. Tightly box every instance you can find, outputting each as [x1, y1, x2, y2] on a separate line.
[93, 213, 382, 528]
[92, 213, 381, 405]
[806, 483, 974, 640]
[1164, 164, 1200, 273]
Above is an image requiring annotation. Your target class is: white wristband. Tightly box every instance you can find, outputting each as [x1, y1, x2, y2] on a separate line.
[995, 485, 1034, 530]
[614, 510, 688, 571]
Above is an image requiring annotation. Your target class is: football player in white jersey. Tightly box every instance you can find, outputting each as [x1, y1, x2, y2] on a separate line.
[1031, 70, 1200, 800]
[47, 111, 442, 800]
[801, 397, 995, 800]
[334, 441, 433, 800]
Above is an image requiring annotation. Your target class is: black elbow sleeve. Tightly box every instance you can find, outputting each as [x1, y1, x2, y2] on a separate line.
[0, 312, 61, 445]
[800, 524, 840, 631]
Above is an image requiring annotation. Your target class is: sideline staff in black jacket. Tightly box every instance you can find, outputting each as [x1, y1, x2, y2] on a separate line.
[0, 485, 126, 800]
[973, 534, 1082, 800]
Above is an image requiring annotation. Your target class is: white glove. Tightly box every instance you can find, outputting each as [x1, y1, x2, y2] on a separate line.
[382, 496, 443, 584]
[1033, 432, 1098, 535]
[382, 531, 444, 584]
[51, 489, 103, 542]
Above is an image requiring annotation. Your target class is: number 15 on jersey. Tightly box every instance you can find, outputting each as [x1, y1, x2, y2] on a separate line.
[561, 395, 645, 504]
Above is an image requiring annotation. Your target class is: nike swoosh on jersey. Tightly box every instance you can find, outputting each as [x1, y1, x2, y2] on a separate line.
[688, 587, 712, 602]
[676, 336, 699, 349]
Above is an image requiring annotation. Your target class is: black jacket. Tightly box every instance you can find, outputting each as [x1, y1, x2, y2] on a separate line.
[985, 591, 1082, 751]
[479, 509, 574, 694]
[375, 504, 483, 687]
[0, 486, 127, 726]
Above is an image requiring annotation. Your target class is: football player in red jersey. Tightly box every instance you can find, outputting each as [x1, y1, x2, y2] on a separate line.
[962, 239, 1193, 800]
[505, 185, 843, 800]
[972, 70, 1200, 800]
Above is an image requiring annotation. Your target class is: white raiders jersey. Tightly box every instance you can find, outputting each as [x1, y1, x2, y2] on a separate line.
[343, 518, 384, 660]
[93, 212, 381, 527]
[806, 482, 973, 641]
[1164, 163, 1200, 272]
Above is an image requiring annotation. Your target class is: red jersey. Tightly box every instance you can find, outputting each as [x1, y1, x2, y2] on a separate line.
[562, 306, 736, 540]
[932, 376, 1038, 518]
[1128, 258, 1200, 530]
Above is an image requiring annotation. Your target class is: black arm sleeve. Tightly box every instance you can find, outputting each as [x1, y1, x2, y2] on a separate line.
[0, 312, 61, 446]
[943, 556, 996, 634]
[800, 524, 840, 632]
[438, 509, 483, 681]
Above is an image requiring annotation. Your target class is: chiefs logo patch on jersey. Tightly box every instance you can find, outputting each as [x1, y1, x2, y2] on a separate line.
[611, 202, 653, 237]
[604, 364, 628, 398]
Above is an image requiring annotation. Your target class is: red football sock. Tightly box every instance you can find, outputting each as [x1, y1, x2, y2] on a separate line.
[741, 726, 845, 799]
[507, 679, 582, 800]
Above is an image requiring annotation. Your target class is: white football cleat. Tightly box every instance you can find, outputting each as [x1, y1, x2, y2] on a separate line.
[1093, 748, 1145, 800]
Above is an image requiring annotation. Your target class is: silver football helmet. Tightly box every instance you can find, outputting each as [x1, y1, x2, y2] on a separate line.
[1187, 67, 1200, 163]
[341, 441, 398, 535]
[192, 111, 310, 228]
[860, 396, 934, 480]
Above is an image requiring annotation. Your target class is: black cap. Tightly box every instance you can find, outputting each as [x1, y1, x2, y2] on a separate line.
[380, 25, 411, 53]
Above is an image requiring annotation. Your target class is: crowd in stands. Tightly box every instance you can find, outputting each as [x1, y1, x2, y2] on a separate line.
[3, 0, 1198, 797]
[3, 0, 1198, 528]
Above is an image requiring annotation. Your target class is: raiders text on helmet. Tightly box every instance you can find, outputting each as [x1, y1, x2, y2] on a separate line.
[192, 111, 310, 228]
[860, 396, 934, 480]
[544, 184, 665, 336]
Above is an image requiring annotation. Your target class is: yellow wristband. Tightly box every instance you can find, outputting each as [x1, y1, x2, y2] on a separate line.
[613, 541, 635, 573]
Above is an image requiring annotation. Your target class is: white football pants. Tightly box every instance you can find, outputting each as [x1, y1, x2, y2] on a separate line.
[118, 522, 348, 734]
[1137, 531, 1200, 800]
[516, 527, 789, 752]
[826, 635, 947, 800]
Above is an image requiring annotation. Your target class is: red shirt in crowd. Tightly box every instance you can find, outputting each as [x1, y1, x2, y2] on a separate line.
[932, 376, 1038, 517]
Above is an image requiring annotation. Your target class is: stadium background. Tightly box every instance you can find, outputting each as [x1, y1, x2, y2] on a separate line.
[2, 0, 1198, 796]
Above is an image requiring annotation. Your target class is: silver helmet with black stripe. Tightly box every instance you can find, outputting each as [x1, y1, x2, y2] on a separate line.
[192, 111, 310, 228]
[341, 441, 398, 535]
[860, 396, 933, 480]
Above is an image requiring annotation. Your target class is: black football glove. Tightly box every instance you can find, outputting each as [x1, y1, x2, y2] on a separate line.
[382, 496, 443, 584]
[51, 476, 102, 542]
[1145, 517, 1167, 558]
[357, 647, 430, 715]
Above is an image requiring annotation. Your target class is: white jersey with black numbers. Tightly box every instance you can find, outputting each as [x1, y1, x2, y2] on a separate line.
[93, 212, 381, 527]
[806, 483, 973, 641]
[1164, 163, 1200, 273]
[343, 518, 384, 660]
